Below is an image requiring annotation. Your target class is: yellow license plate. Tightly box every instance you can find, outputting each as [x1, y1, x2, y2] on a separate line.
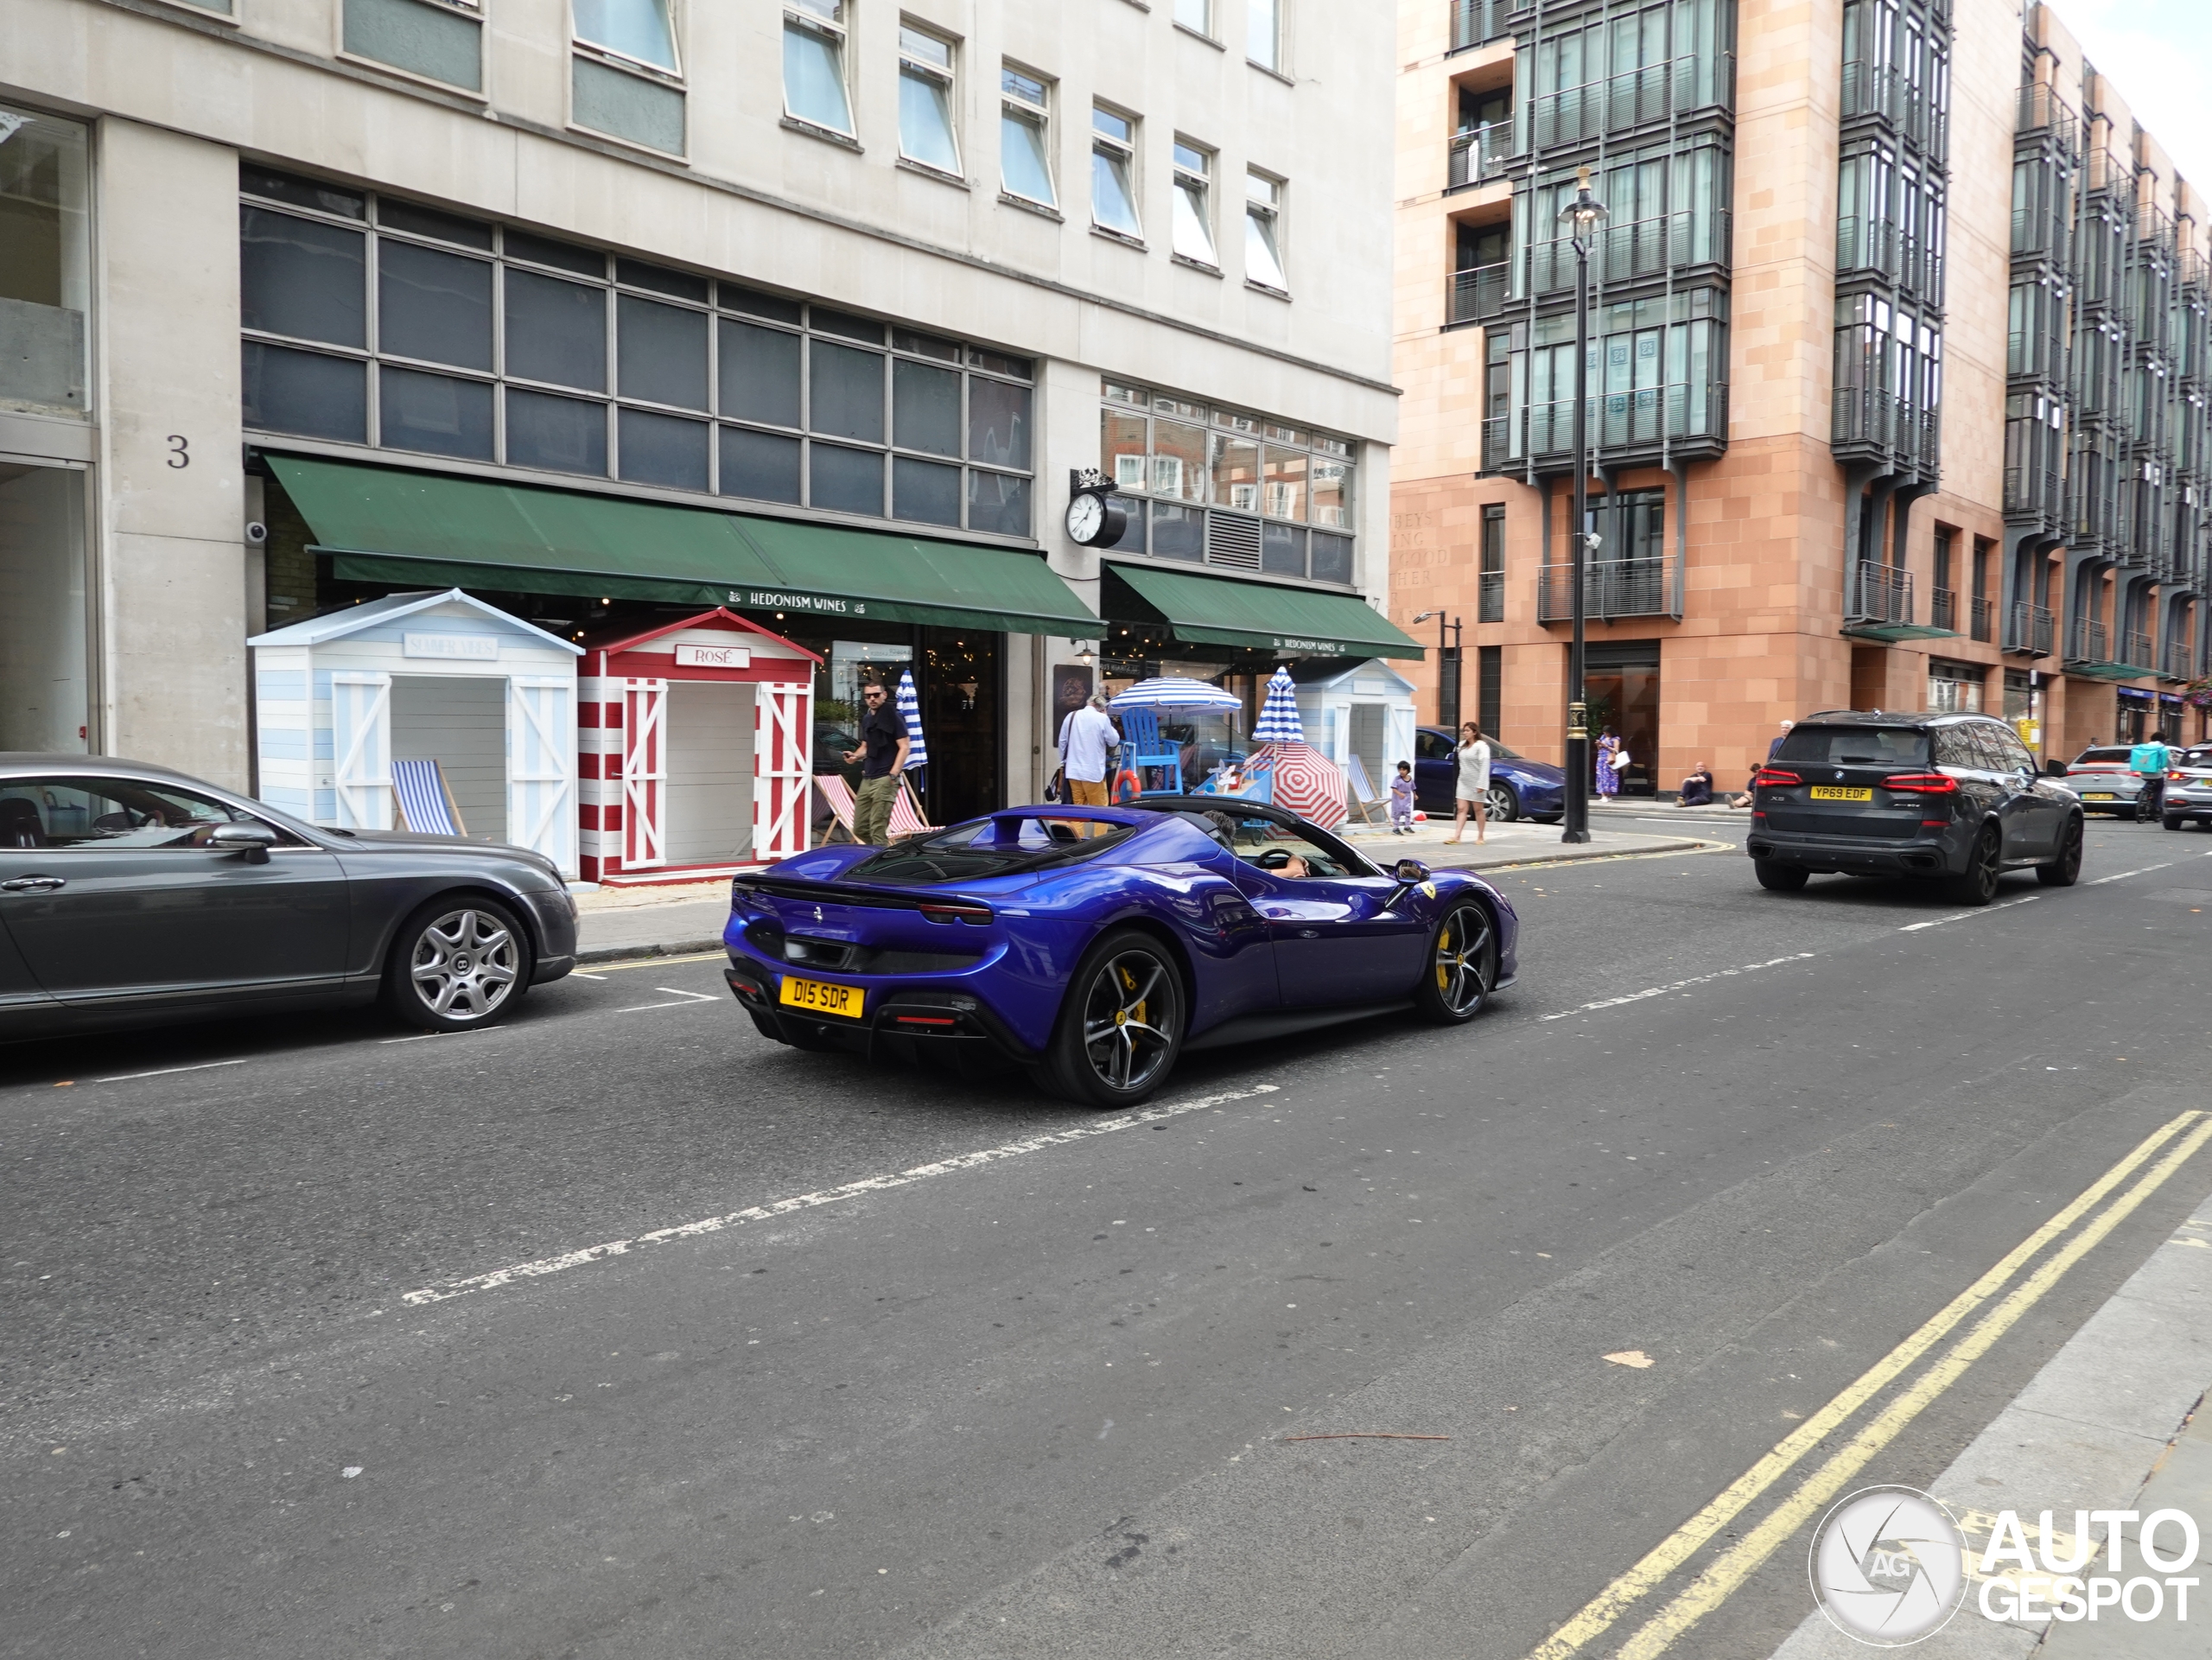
[2082, 792, 2116, 801]
[779, 975, 865, 1019]
[1809, 785, 1873, 802]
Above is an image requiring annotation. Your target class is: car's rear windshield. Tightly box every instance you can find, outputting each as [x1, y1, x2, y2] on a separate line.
[1773, 726, 1931, 769]
[841, 816, 1137, 886]
[2074, 747, 2133, 764]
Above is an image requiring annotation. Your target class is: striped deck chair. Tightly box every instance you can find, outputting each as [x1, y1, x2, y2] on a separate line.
[1343, 753, 1389, 826]
[392, 759, 466, 836]
[888, 775, 940, 839]
[813, 773, 859, 844]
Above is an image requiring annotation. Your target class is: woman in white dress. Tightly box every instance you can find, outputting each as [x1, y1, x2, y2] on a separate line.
[1449, 721, 1491, 844]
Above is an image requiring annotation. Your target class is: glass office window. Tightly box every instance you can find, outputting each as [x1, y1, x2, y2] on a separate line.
[1172, 143, 1217, 264]
[574, 0, 677, 70]
[1001, 68, 1056, 207]
[784, 1, 853, 134]
[1091, 107, 1141, 239]
[898, 27, 961, 173]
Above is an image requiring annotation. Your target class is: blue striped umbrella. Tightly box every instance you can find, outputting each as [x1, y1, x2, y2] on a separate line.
[1109, 676, 1243, 710]
[1252, 666, 1304, 743]
[895, 669, 929, 771]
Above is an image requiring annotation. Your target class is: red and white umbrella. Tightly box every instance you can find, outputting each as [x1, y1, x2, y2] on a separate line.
[1250, 740, 1346, 829]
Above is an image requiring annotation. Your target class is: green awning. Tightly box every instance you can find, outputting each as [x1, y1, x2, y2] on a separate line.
[1103, 561, 1424, 659]
[264, 455, 1099, 635]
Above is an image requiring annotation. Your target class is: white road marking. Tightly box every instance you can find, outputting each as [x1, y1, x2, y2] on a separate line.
[402, 1082, 1282, 1306]
[2085, 861, 2176, 886]
[1540, 955, 1816, 1022]
[93, 1058, 251, 1084]
[1896, 893, 2041, 932]
[614, 988, 720, 1013]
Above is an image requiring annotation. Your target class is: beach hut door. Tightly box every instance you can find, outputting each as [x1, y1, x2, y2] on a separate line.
[331, 671, 393, 831]
[509, 676, 578, 875]
[622, 680, 668, 869]
[754, 681, 813, 862]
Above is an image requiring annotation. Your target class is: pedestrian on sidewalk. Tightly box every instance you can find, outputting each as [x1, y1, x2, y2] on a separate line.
[1678, 762, 1715, 806]
[1448, 721, 1491, 845]
[842, 680, 910, 845]
[1058, 693, 1121, 812]
[2131, 729, 2175, 822]
[1389, 760, 1416, 833]
[1594, 727, 1623, 801]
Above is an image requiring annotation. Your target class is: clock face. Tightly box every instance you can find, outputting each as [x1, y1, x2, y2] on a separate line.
[1066, 493, 1105, 544]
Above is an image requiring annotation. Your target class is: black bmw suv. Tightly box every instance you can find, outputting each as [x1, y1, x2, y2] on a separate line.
[1745, 712, 2084, 904]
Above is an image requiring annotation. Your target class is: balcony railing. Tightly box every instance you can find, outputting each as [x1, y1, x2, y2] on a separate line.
[2007, 601, 2056, 656]
[2122, 630, 2156, 671]
[1482, 382, 1728, 467]
[1970, 595, 1995, 642]
[1525, 209, 1730, 294]
[1524, 54, 1732, 150]
[2016, 83, 2079, 154]
[2065, 617, 2109, 665]
[1840, 61, 1948, 158]
[1834, 389, 1942, 470]
[1835, 216, 1945, 298]
[2161, 637, 2196, 678]
[2005, 461, 2063, 522]
[2011, 201, 2073, 267]
[1478, 569, 1505, 622]
[1537, 556, 1682, 622]
[1446, 121, 1512, 188]
[1451, 0, 1510, 50]
[1930, 587, 1957, 633]
[1845, 560, 1914, 627]
[1448, 261, 1511, 324]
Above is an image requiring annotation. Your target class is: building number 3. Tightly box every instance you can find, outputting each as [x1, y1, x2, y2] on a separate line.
[166, 434, 189, 468]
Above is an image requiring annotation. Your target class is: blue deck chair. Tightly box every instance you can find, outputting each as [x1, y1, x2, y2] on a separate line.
[1115, 708, 1185, 795]
[1344, 754, 1388, 825]
[392, 759, 466, 836]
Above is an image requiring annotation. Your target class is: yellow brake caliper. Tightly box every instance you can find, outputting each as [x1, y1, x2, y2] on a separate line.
[1436, 922, 1452, 991]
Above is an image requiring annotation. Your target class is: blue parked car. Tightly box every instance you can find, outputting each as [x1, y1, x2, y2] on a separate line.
[1413, 726, 1567, 823]
[721, 798, 1520, 1107]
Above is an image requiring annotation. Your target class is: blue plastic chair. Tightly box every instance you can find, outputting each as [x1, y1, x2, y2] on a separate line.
[1116, 708, 1185, 795]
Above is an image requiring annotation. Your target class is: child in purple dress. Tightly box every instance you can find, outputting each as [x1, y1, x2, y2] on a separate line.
[1389, 760, 1417, 834]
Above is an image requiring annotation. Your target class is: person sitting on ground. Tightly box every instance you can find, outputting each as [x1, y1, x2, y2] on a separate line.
[1679, 763, 1715, 806]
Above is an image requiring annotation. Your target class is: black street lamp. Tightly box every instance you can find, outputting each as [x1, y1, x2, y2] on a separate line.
[1412, 608, 1463, 730]
[1560, 166, 1607, 844]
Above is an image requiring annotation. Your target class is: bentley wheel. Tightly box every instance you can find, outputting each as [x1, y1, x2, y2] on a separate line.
[1046, 931, 1185, 1109]
[2037, 815, 2084, 886]
[1413, 901, 1497, 1025]
[1945, 825, 2003, 907]
[385, 897, 531, 1032]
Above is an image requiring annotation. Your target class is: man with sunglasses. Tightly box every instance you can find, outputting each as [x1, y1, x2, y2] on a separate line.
[842, 680, 911, 844]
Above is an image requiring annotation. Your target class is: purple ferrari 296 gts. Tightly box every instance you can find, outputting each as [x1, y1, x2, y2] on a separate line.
[721, 798, 1519, 1107]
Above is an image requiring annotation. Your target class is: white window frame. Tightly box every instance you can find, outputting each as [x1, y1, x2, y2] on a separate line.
[897, 21, 963, 175]
[783, 0, 855, 137]
[1244, 169, 1287, 293]
[999, 63, 1058, 210]
[1171, 138, 1217, 267]
[1173, 0, 1213, 38]
[1090, 103, 1143, 242]
[572, 0, 682, 80]
[1246, 0, 1281, 73]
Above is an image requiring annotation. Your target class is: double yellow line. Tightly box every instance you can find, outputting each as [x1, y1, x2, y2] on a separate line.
[1526, 1108, 2212, 1660]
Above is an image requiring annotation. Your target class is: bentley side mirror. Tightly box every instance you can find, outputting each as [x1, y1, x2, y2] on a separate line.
[211, 822, 279, 864]
[1394, 857, 1432, 883]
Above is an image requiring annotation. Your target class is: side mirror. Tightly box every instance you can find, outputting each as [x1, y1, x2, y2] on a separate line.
[211, 821, 279, 864]
[1394, 857, 1432, 883]
[2044, 760, 2069, 777]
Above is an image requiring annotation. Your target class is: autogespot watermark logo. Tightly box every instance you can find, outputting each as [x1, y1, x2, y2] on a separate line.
[1808, 1486, 1969, 1646]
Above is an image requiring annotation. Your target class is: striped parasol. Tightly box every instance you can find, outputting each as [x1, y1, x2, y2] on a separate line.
[895, 668, 928, 771]
[1252, 666, 1304, 743]
[1109, 676, 1243, 710]
[1252, 740, 1347, 829]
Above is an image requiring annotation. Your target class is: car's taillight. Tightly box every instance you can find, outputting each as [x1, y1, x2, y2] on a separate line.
[1881, 773, 1959, 794]
[1754, 768, 1802, 788]
[918, 902, 993, 925]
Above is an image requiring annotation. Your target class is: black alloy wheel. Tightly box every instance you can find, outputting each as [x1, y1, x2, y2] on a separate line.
[1945, 825, 2004, 907]
[1413, 901, 1497, 1024]
[385, 897, 531, 1031]
[2038, 815, 2085, 885]
[1486, 781, 1521, 823]
[1046, 930, 1185, 1109]
[2162, 814, 2187, 832]
[1753, 859, 1810, 892]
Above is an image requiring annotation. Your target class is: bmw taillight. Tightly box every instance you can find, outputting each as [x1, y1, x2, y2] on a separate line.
[1753, 767, 1802, 788]
[1881, 773, 1960, 795]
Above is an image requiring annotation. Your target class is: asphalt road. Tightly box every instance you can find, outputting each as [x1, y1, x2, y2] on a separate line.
[3, 816, 2210, 1659]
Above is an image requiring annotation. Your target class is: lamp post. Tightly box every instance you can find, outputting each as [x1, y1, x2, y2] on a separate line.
[1412, 608, 1463, 730]
[1560, 166, 1608, 844]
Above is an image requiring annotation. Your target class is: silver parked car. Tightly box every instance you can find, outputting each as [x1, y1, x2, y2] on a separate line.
[2056, 745, 2151, 817]
[0, 754, 576, 1042]
[2161, 744, 2212, 830]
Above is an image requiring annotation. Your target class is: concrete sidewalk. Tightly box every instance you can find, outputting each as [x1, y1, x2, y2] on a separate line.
[570, 821, 1723, 965]
[1768, 1186, 2212, 1658]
